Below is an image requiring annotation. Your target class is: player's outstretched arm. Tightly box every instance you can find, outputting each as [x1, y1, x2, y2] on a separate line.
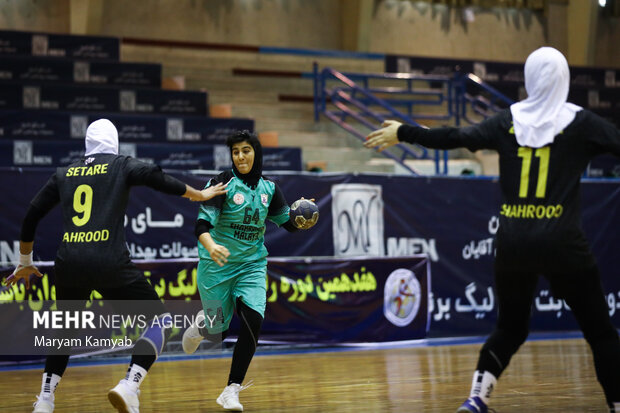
[3, 241, 43, 289]
[183, 181, 228, 202]
[364, 120, 402, 152]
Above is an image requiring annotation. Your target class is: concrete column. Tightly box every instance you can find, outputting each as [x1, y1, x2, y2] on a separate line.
[341, 0, 373, 52]
[566, 0, 599, 66]
[70, 0, 103, 35]
[546, 0, 569, 56]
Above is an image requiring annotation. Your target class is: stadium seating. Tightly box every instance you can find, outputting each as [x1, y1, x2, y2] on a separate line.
[0, 30, 301, 171]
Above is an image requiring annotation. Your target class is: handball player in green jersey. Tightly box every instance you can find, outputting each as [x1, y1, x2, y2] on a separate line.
[183, 130, 314, 411]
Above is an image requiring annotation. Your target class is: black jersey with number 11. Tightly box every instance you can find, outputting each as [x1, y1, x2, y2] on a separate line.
[397, 109, 620, 271]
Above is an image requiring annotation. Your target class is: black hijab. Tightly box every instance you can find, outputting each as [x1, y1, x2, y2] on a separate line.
[226, 130, 263, 189]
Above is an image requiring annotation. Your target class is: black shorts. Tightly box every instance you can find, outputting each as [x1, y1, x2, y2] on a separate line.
[55, 275, 166, 319]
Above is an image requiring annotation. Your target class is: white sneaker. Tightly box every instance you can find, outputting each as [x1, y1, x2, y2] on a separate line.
[107, 380, 140, 413]
[182, 310, 205, 354]
[32, 396, 54, 413]
[216, 382, 253, 411]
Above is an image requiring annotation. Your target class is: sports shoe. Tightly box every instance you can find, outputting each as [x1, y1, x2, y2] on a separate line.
[108, 380, 140, 413]
[216, 381, 253, 411]
[182, 310, 205, 354]
[456, 396, 489, 413]
[32, 396, 54, 413]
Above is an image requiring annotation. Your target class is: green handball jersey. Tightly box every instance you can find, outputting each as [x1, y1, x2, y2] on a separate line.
[195, 170, 291, 332]
[197, 171, 290, 262]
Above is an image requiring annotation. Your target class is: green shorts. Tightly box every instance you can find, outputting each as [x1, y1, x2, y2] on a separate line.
[196, 258, 267, 334]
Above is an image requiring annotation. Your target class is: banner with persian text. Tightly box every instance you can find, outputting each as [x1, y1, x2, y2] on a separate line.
[0, 169, 619, 337]
[0, 56, 161, 87]
[0, 110, 252, 144]
[0, 255, 429, 356]
[0, 30, 120, 60]
[0, 83, 207, 115]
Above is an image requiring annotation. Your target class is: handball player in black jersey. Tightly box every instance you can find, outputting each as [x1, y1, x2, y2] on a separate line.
[4, 119, 228, 413]
[365, 47, 620, 413]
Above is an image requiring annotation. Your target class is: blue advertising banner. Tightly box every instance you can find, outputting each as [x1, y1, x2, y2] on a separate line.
[0, 255, 429, 351]
[0, 83, 207, 115]
[0, 56, 161, 87]
[264, 256, 430, 342]
[0, 141, 301, 170]
[0, 30, 119, 60]
[0, 170, 618, 338]
[0, 111, 254, 144]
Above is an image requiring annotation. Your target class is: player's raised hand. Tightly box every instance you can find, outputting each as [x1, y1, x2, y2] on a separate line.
[4, 264, 43, 290]
[201, 181, 229, 201]
[184, 181, 228, 202]
[208, 243, 230, 267]
[364, 120, 402, 152]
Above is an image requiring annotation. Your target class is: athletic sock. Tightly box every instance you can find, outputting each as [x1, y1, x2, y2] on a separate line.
[469, 370, 497, 405]
[39, 372, 61, 401]
[123, 363, 148, 392]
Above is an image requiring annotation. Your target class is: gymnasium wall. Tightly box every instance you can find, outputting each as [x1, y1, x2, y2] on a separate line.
[1, 0, 619, 67]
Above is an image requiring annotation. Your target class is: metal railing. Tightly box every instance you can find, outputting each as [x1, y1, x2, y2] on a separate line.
[313, 64, 514, 175]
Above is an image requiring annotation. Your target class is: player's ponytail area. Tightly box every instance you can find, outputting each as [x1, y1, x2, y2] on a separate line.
[0, 258, 609, 412]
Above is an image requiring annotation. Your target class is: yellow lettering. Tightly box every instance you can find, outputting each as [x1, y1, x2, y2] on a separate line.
[526, 205, 535, 218]
[85, 166, 94, 176]
[62, 232, 69, 242]
[85, 231, 93, 242]
[500, 204, 509, 216]
[501, 203, 564, 219]
[66, 168, 74, 177]
[101, 164, 108, 174]
[101, 229, 109, 241]
[94, 164, 101, 174]
[78, 232, 86, 242]
[545, 205, 555, 218]
[70, 232, 79, 242]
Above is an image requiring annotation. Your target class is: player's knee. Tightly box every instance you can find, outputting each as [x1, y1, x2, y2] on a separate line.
[137, 312, 172, 360]
[203, 329, 229, 343]
[488, 326, 529, 349]
[237, 299, 263, 337]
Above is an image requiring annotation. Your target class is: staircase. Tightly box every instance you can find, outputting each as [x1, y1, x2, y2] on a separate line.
[121, 43, 480, 174]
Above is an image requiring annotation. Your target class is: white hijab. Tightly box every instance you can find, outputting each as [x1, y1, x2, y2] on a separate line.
[510, 47, 582, 148]
[84, 119, 119, 156]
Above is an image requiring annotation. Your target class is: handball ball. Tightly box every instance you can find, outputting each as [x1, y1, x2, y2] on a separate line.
[289, 199, 319, 230]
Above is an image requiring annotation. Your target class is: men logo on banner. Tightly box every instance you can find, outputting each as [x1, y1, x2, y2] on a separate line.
[71, 116, 89, 139]
[120, 90, 137, 112]
[23, 86, 41, 109]
[214, 144, 231, 170]
[384, 268, 422, 327]
[14, 140, 33, 165]
[166, 118, 184, 141]
[331, 184, 384, 256]
[32, 34, 48, 56]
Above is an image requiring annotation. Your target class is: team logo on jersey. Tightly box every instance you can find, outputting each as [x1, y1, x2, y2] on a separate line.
[233, 193, 245, 205]
[85, 157, 95, 165]
[383, 268, 422, 327]
[261, 194, 268, 206]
